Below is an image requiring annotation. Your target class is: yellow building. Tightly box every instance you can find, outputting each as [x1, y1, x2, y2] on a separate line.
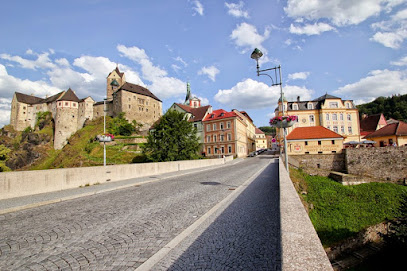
[286, 126, 344, 155]
[255, 128, 267, 150]
[275, 94, 360, 144]
[364, 121, 407, 147]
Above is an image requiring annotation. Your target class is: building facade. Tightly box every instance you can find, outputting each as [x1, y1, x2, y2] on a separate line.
[275, 94, 360, 145]
[255, 128, 267, 150]
[10, 67, 162, 149]
[364, 121, 407, 147]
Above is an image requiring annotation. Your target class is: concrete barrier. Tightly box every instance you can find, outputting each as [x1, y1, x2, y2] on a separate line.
[0, 156, 234, 200]
[279, 158, 333, 270]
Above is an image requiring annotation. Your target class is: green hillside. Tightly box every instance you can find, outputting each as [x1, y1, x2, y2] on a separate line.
[357, 94, 407, 121]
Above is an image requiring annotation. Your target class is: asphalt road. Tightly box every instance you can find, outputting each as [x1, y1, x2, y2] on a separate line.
[0, 155, 280, 270]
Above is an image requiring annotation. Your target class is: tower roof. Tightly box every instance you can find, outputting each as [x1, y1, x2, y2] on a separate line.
[118, 82, 161, 102]
[57, 88, 80, 102]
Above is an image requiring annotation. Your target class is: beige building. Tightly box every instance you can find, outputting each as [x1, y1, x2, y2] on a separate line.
[275, 94, 360, 145]
[255, 128, 267, 150]
[10, 66, 162, 149]
[364, 121, 407, 147]
[286, 126, 344, 155]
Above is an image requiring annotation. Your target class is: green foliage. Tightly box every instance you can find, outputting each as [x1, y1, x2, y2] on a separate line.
[290, 168, 407, 247]
[0, 144, 11, 172]
[357, 94, 407, 121]
[36, 111, 51, 122]
[258, 126, 276, 135]
[23, 126, 33, 135]
[108, 112, 142, 136]
[142, 110, 201, 162]
[384, 193, 407, 249]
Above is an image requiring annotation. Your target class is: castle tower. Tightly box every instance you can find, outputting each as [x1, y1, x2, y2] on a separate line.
[107, 66, 126, 100]
[54, 88, 80, 149]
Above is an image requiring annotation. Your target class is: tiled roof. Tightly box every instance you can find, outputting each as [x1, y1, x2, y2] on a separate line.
[15, 92, 44, 105]
[287, 126, 344, 140]
[284, 93, 356, 111]
[203, 109, 238, 122]
[255, 128, 264, 134]
[57, 88, 80, 102]
[360, 114, 387, 135]
[365, 121, 407, 138]
[108, 67, 124, 78]
[174, 103, 211, 122]
[312, 93, 341, 101]
[118, 82, 161, 102]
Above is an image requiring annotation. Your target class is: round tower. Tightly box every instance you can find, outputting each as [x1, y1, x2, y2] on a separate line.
[54, 89, 80, 150]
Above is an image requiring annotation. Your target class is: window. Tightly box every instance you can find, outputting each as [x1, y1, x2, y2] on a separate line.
[308, 103, 313, 109]
[208, 147, 211, 154]
[341, 126, 345, 134]
[333, 126, 338, 133]
[193, 123, 197, 129]
[221, 147, 225, 154]
[309, 115, 315, 122]
[348, 126, 352, 134]
[305, 141, 308, 145]
[332, 114, 337, 121]
[207, 124, 210, 131]
[220, 122, 224, 130]
[213, 123, 217, 130]
[214, 135, 217, 142]
[318, 141, 322, 145]
[329, 102, 339, 108]
[227, 133, 232, 141]
[346, 102, 351, 109]
[65, 102, 69, 106]
[220, 134, 224, 142]
[326, 114, 330, 121]
[207, 136, 210, 143]
[293, 104, 298, 110]
[332, 140, 335, 145]
[227, 121, 231, 129]
[228, 145, 232, 153]
[340, 113, 344, 121]
[347, 114, 352, 121]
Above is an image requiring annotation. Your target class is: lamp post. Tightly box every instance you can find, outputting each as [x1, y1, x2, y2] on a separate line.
[250, 48, 289, 173]
[103, 98, 107, 167]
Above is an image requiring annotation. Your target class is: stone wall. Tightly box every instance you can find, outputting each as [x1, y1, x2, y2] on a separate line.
[290, 153, 345, 176]
[345, 146, 407, 183]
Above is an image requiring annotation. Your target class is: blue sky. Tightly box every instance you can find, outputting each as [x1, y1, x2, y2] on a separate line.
[1, 0, 407, 128]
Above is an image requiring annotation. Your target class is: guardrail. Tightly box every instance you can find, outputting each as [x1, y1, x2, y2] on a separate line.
[278, 158, 333, 270]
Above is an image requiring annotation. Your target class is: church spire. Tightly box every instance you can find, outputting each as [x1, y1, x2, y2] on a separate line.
[184, 82, 191, 105]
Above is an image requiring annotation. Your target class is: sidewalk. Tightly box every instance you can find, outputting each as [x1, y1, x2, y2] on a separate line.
[0, 158, 243, 215]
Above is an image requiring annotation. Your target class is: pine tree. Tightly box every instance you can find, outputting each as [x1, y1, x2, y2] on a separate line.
[142, 110, 200, 162]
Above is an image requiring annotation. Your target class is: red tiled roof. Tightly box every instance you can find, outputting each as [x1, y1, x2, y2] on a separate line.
[203, 109, 238, 122]
[360, 114, 387, 134]
[255, 128, 264, 134]
[174, 103, 211, 122]
[365, 121, 407, 138]
[286, 126, 344, 140]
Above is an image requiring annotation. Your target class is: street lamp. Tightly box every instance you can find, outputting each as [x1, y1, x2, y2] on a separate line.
[250, 48, 289, 173]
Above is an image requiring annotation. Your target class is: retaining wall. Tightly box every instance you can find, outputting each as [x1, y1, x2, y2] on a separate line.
[279, 158, 333, 270]
[0, 156, 233, 200]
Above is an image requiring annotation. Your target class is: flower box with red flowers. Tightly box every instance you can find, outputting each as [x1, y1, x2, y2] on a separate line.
[269, 115, 297, 128]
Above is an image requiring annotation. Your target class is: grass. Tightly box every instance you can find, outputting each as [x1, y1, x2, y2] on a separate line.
[290, 167, 407, 247]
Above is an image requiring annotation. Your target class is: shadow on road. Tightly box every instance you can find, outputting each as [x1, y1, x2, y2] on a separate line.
[167, 159, 281, 270]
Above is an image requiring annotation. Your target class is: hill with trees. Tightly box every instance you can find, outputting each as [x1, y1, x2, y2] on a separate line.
[357, 94, 407, 121]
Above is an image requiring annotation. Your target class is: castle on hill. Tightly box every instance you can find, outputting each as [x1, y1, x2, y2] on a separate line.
[10, 67, 163, 149]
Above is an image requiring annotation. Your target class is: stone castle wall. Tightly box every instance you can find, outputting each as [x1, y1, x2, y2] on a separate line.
[290, 146, 407, 183]
[54, 105, 78, 149]
[345, 146, 407, 183]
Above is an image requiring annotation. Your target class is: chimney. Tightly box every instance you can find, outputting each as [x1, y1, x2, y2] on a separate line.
[297, 96, 300, 102]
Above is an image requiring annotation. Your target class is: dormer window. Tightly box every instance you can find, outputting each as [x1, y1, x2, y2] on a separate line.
[307, 103, 313, 109]
[292, 104, 298, 110]
[346, 102, 351, 109]
[220, 112, 224, 117]
[329, 102, 339, 108]
[210, 114, 215, 118]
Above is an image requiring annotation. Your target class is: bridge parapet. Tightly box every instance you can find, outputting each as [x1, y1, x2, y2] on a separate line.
[279, 158, 333, 270]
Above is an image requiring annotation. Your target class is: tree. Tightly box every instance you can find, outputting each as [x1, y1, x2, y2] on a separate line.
[0, 144, 11, 172]
[108, 112, 142, 136]
[142, 110, 200, 162]
[259, 126, 276, 135]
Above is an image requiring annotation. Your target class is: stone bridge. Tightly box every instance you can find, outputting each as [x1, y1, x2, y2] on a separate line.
[0, 154, 332, 270]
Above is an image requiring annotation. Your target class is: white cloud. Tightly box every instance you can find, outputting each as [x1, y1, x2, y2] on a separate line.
[117, 44, 185, 99]
[225, 1, 249, 18]
[191, 0, 204, 16]
[198, 65, 220, 82]
[284, 0, 403, 27]
[289, 22, 335, 35]
[214, 78, 313, 109]
[391, 56, 407, 66]
[0, 51, 56, 70]
[230, 23, 270, 54]
[371, 30, 407, 49]
[288, 72, 310, 80]
[333, 69, 407, 101]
